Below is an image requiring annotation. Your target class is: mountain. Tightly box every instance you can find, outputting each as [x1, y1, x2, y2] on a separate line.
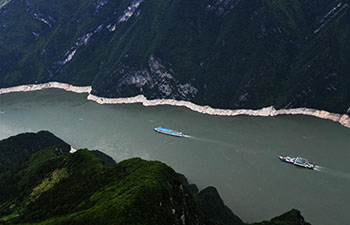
[0, 131, 310, 225]
[0, 0, 349, 113]
[0, 132, 214, 225]
[0, 131, 70, 173]
[195, 187, 244, 225]
[250, 209, 311, 225]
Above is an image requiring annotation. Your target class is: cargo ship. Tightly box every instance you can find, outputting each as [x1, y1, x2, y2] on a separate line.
[279, 156, 316, 169]
[154, 127, 184, 138]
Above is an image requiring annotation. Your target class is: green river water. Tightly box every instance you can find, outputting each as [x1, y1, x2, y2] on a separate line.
[0, 89, 349, 224]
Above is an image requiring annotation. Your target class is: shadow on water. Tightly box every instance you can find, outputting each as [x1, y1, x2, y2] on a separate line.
[314, 165, 350, 180]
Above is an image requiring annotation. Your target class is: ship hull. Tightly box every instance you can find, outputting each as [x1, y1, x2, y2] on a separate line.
[279, 156, 315, 170]
[154, 127, 184, 138]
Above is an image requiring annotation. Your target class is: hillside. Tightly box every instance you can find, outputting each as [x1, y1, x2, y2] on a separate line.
[0, 0, 349, 113]
[0, 131, 310, 225]
[0, 131, 70, 173]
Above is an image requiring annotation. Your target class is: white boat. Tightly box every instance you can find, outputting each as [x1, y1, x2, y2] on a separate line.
[279, 156, 316, 169]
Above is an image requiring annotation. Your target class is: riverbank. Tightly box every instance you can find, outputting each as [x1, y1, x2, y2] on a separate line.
[1, 82, 349, 128]
[0, 82, 91, 94]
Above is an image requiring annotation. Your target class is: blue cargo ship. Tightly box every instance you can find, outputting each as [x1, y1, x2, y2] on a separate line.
[154, 127, 184, 138]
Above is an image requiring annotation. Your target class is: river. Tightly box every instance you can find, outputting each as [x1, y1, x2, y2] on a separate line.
[0, 89, 349, 224]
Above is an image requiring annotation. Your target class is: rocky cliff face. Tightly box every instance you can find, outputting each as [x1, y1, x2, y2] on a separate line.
[0, 0, 349, 112]
[93, 55, 198, 100]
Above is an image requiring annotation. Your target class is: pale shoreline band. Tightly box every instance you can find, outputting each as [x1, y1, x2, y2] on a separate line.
[1, 82, 349, 128]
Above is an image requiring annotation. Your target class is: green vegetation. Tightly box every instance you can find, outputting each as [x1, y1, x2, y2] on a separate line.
[0, 0, 349, 113]
[0, 132, 311, 225]
[0, 131, 70, 173]
[29, 168, 68, 202]
[0, 144, 205, 224]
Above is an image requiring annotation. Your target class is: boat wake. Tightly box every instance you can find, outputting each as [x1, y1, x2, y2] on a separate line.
[184, 134, 235, 160]
[184, 135, 234, 148]
[314, 165, 350, 180]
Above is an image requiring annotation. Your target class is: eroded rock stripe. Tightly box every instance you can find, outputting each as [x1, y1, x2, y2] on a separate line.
[1, 82, 349, 128]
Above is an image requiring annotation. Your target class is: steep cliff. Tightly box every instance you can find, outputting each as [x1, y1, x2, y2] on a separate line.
[0, 0, 349, 113]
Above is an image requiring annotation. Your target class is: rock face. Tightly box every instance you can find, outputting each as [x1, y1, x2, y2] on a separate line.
[207, 0, 241, 16]
[87, 93, 350, 128]
[0, 0, 349, 114]
[95, 55, 198, 100]
[0, 131, 312, 225]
